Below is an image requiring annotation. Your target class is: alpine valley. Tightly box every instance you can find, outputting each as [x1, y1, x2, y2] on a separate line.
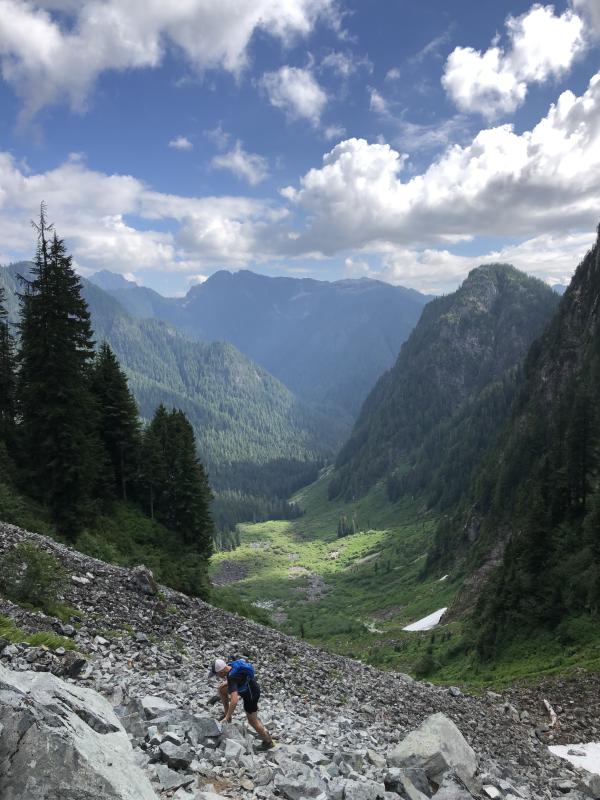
[5, 4, 600, 799]
[209, 233, 600, 688]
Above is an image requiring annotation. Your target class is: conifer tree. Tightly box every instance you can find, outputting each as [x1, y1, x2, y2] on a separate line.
[140, 406, 213, 560]
[0, 286, 16, 445]
[90, 342, 140, 501]
[139, 403, 169, 519]
[17, 204, 96, 535]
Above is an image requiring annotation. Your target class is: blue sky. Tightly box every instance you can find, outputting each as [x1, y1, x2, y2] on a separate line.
[1, 0, 600, 295]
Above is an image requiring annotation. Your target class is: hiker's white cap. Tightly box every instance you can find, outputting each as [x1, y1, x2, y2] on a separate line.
[213, 658, 227, 674]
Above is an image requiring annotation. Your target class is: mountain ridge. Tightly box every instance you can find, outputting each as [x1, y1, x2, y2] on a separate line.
[330, 263, 561, 501]
[90, 268, 431, 417]
[0, 262, 347, 528]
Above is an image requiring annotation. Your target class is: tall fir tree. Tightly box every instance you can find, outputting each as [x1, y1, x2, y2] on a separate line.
[0, 286, 16, 446]
[17, 205, 96, 536]
[139, 403, 170, 520]
[90, 342, 140, 501]
[140, 405, 214, 560]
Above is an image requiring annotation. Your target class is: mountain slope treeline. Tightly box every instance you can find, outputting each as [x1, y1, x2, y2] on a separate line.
[329, 264, 560, 502]
[441, 227, 600, 658]
[92, 268, 430, 418]
[1, 263, 347, 531]
[0, 210, 214, 596]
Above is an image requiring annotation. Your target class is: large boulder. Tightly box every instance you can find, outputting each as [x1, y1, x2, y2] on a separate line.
[0, 663, 157, 800]
[388, 713, 478, 786]
[130, 565, 158, 596]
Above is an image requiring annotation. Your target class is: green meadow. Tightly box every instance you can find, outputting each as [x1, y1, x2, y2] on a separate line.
[210, 469, 459, 673]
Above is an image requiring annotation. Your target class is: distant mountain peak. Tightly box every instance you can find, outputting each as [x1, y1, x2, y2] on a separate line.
[89, 270, 138, 291]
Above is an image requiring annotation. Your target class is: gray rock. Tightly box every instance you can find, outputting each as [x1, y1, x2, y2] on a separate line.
[0, 663, 156, 800]
[141, 694, 178, 719]
[482, 787, 502, 799]
[431, 775, 473, 799]
[388, 713, 478, 785]
[367, 749, 387, 768]
[51, 649, 87, 678]
[299, 744, 331, 765]
[154, 763, 195, 791]
[385, 768, 430, 800]
[343, 778, 387, 799]
[581, 770, 600, 799]
[159, 740, 195, 770]
[223, 738, 245, 760]
[274, 771, 325, 800]
[130, 565, 158, 595]
[186, 715, 222, 743]
[173, 789, 196, 800]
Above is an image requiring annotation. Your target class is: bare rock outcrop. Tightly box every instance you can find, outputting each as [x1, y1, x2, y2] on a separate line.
[0, 663, 157, 800]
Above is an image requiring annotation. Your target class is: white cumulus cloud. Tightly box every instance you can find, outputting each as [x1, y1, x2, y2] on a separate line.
[211, 141, 269, 186]
[0, 151, 281, 274]
[367, 231, 596, 294]
[262, 66, 327, 125]
[443, 4, 586, 118]
[0, 0, 337, 119]
[369, 88, 388, 115]
[282, 69, 600, 258]
[572, 0, 600, 37]
[169, 136, 193, 151]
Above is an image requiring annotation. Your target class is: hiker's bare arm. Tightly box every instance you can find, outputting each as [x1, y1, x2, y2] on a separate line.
[222, 690, 239, 722]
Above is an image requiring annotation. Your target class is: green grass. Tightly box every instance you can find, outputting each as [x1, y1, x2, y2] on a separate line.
[0, 614, 77, 651]
[0, 477, 210, 598]
[210, 469, 600, 688]
[419, 620, 600, 689]
[211, 469, 459, 673]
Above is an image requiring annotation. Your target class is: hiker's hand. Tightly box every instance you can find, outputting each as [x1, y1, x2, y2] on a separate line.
[219, 717, 230, 724]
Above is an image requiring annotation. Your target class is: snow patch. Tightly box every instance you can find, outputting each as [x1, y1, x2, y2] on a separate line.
[438, 574, 449, 582]
[402, 607, 447, 632]
[549, 742, 600, 776]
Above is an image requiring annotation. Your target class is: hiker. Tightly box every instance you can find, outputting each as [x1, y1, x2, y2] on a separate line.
[210, 657, 274, 748]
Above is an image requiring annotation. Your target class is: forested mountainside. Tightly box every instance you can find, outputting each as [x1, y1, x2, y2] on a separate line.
[0, 218, 214, 598]
[92, 268, 430, 417]
[330, 264, 560, 501]
[434, 227, 600, 659]
[0, 264, 346, 530]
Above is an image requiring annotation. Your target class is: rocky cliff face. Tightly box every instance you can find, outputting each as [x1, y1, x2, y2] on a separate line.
[0, 522, 597, 800]
[330, 264, 559, 500]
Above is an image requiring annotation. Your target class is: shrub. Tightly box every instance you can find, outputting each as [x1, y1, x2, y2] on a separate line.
[0, 541, 66, 612]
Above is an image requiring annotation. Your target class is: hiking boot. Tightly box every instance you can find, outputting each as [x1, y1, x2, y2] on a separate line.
[258, 739, 276, 751]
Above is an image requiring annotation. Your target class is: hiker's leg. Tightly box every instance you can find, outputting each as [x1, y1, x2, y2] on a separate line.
[218, 683, 229, 714]
[246, 711, 272, 743]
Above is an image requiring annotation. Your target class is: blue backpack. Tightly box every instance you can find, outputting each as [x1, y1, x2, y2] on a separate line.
[228, 658, 255, 693]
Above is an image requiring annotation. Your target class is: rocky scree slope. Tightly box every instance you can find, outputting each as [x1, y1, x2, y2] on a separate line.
[0, 522, 598, 800]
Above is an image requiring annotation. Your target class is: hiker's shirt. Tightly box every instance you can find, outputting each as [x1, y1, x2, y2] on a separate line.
[227, 660, 259, 699]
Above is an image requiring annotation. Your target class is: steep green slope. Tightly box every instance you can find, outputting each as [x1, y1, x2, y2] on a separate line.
[331, 265, 560, 501]
[0, 263, 347, 521]
[439, 228, 600, 660]
[92, 268, 430, 417]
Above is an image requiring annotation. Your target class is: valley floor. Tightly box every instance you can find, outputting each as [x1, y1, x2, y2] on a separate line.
[211, 471, 600, 689]
[210, 471, 458, 675]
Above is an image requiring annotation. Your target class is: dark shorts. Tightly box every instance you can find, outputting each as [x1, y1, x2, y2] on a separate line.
[240, 680, 260, 714]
